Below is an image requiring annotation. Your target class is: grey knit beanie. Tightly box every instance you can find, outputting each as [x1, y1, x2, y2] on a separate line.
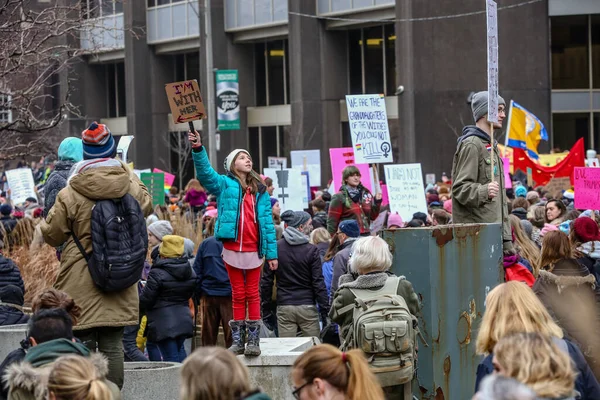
[147, 220, 173, 241]
[520, 220, 534, 240]
[281, 210, 311, 228]
[471, 91, 506, 122]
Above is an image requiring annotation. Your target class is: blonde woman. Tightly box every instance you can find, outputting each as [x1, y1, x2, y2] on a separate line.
[475, 281, 599, 398]
[292, 344, 385, 400]
[508, 215, 540, 276]
[309, 227, 331, 260]
[48, 355, 120, 400]
[180, 347, 271, 400]
[493, 332, 577, 399]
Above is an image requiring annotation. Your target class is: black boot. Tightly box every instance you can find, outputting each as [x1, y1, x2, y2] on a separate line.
[228, 320, 246, 355]
[244, 320, 261, 357]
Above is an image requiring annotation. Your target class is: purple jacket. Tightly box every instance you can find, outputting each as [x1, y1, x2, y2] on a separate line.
[184, 188, 207, 207]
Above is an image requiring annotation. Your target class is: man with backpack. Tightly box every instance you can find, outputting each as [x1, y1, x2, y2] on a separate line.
[40, 122, 152, 389]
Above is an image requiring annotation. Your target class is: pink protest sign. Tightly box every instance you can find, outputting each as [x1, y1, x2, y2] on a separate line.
[330, 148, 372, 193]
[153, 168, 176, 188]
[502, 158, 512, 189]
[574, 167, 600, 210]
[381, 184, 389, 206]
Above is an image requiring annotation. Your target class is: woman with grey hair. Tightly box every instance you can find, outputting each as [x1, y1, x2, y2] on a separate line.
[473, 375, 536, 400]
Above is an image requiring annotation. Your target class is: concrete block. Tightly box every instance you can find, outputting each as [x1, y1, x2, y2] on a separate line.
[122, 362, 181, 400]
[240, 337, 319, 400]
[0, 325, 27, 362]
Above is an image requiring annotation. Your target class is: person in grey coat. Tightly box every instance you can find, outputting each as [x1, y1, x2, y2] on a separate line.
[329, 220, 360, 301]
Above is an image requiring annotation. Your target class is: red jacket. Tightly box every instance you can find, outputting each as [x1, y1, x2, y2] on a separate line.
[224, 187, 259, 252]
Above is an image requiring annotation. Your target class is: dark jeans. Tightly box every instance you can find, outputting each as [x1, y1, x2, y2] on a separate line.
[147, 341, 162, 361]
[123, 325, 148, 362]
[75, 327, 125, 389]
[201, 296, 233, 347]
[157, 336, 187, 363]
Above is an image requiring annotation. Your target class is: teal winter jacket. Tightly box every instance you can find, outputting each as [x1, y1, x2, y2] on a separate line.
[192, 148, 277, 261]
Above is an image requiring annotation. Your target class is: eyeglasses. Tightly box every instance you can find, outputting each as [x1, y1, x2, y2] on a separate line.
[292, 382, 312, 399]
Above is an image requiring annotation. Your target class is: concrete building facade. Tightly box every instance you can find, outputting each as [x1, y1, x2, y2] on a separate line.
[59, 0, 600, 186]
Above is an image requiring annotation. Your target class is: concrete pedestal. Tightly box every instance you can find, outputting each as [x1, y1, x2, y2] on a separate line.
[240, 337, 319, 399]
[122, 362, 181, 400]
[0, 325, 27, 362]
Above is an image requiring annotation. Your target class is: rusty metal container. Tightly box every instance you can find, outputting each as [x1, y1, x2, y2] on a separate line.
[380, 223, 503, 400]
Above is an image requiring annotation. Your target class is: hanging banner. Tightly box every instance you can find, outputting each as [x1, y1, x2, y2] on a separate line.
[141, 172, 165, 207]
[165, 80, 206, 124]
[345, 94, 393, 164]
[216, 70, 240, 130]
[291, 150, 322, 187]
[264, 168, 305, 212]
[384, 164, 428, 223]
[574, 168, 600, 210]
[5, 168, 36, 205]
[486, 0, 499, 123]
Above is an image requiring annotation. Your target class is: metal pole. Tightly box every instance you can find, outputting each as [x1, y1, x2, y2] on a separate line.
[204, 0, 217, 168]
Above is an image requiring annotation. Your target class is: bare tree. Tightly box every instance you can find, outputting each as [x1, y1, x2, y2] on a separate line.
[0, 0, 128, 161]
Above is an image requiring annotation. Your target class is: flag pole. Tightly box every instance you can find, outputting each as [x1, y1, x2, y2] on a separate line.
[504, 99, 514, 158]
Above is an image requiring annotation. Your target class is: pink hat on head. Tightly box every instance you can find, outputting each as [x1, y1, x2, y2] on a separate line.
[204, 209, 218, 219]
[443, 199, 452, 214]
[387, 212, 403, 229]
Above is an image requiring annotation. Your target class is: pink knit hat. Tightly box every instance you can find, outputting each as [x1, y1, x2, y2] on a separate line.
[443, 199, 452, 214]
[387, 212, 403, 229]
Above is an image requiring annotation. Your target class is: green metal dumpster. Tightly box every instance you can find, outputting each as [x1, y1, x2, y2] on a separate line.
[380, 223, 503, 400]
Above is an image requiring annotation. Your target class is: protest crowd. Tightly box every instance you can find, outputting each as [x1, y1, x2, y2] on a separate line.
[0, 90, 597, 400]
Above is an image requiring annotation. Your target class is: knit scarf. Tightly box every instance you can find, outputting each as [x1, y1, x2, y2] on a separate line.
[345, 185, 361, 203]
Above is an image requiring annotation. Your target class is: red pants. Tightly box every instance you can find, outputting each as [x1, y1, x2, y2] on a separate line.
[225, 263, 261, 321]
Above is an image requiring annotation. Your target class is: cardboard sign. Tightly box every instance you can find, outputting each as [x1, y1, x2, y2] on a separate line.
[425, 174, 436, 185]
[165, 80, 206, 124]
[574, 168, 600, 210]
[141, 172, 165, 207]
[5, 168, 36, 205]
[544, 177, 572, 197]
[291, 150, 322, 187]
[345, 94, 393, 164]
[502, 158, 512, 189]
[384, 164, 428, 223]
[264, 168, 305, 212]
[267, 157, 288, 169]
[486, 0, 499, 123]
[329, 148, 373, 194]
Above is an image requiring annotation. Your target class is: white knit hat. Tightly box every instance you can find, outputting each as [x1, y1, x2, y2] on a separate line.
[224, 149, 250, 172]
[147, 220, 173, 241]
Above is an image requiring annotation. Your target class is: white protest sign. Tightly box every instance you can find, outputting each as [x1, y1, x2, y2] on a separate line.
[301, 173, 310, 209]
[291, 150, 321, 187]
[264, 168, 304, 212]
[384, 164, 428, 223]
[267, 157, 287, 169]
[425, 174, 436, 185]
[116, 135, 134, 163]
[345, 94, 393, 164]
[5, 168, 36, 205]
[486, 0, 499, 123]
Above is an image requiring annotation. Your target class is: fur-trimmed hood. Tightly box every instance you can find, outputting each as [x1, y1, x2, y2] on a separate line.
[338, 271, 403, 290]
[537, 269, 596, 294]
[5, 350, 108, 400]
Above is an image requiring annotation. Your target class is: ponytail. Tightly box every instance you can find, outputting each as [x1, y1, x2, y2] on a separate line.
[292, 344, 384, 400]
[87, 379, 112, 400]
[48, 355, 113, 400]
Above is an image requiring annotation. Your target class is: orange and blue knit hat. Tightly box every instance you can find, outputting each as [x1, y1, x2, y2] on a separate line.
[81, 122, 117, 160]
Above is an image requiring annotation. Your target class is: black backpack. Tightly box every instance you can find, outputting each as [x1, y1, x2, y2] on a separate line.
[72, 194, 148, 292]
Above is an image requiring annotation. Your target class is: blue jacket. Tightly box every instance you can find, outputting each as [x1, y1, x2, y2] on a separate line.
[193, 236, 231, 298]
[475, 338, 600, 399]
[192, 148, 277, 261]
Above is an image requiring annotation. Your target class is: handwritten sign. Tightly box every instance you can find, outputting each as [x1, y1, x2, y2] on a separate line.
[291, 150, 321, 187]
[345, 94, 393, 164]
[486, 0, 499, 123]
[384, 164, 428, 223]
[264, 168, 304, 212]
[5, 168, 36, 205]
[574, 168, 600, 209]
[330, 148, 373, 193]
[545, 177, 571, 198]
[165, 80, 206, 124]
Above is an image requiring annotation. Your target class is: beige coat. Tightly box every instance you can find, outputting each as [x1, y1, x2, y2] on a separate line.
[40, 161, 152, 330]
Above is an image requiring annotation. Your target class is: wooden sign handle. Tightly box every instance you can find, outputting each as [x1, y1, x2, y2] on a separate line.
[371, 164, 381, 195]
[490, 122, 495, 183]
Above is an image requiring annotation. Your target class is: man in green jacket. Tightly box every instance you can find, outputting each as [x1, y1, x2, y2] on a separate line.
[451, 91, 513, 253]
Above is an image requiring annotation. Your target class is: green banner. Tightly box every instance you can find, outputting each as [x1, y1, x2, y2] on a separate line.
[141, 172, 165, 207]
[216, 69, 240, 130]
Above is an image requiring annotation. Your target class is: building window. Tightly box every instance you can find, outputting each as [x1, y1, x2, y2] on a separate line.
[107, 63, 126, 118]
[348, 25, 396, 95]
[254, 40, 289, 106]
[552, 113, 589, 152]
[248, 126, 287, 172]
[0, 94, 12, 124]
[83, 0, 123, 19]
[551, 16, 589, 89]
[593, 15, 600, 89]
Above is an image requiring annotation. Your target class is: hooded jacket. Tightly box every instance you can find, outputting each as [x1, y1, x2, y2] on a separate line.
[184, 188, 207, 208]
[0, 304, 28, 326]
[451, 126, 511, 243]
[330, 238, 358, 299]
[140, 257, 196, 342]
[193, 236, 231, 298]
[5, 339, 121, 400]
[577, 242, 600, 285]
[40, 159, 153, 330]
[0, 256, 24, 295]
[327, 185, 381, 235]
[260, 228, 329, 318]
[42, 161, 75, 217]
[312, 211, 328, 230]
[191, 148, 277, 261]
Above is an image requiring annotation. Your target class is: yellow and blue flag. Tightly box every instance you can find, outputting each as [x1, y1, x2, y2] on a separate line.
[506, 101, 548, 160]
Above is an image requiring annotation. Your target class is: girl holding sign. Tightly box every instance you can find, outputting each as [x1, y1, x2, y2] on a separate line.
[188, 130, 278, 357]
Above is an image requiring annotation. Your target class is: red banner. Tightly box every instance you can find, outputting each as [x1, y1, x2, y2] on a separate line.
[513, 138, 585, 187]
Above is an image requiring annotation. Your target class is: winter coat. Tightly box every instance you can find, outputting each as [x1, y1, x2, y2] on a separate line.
[0, 218, 17, 246]
[503, 255, 535, 287]
[184, 188, 207, 208]
[315, 241, 329, 262]
[0, 305, 28, 326]
[511, 207, 528, 220]
[312, 211, 327, 230]
[327, 185, 381, 235]
[42, 161, 74, 217]
[260, 228, 329, 318]
[39, 159, 152, 330]
[193, 236, 231, 298]
[330, 238, 358, 300]
[475, 338, 600, 399]
[5, 339, 121, 400]
[451, 126, 511, 243]
[0, 345, 26, 400]
[0, 256, 24, 294]
[330, 272, 420, 342]
[191, 148, 277, 261]
[533, 259, 600, 378]
[577, 242, 600, 284]
[140, 257, 196, 342]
